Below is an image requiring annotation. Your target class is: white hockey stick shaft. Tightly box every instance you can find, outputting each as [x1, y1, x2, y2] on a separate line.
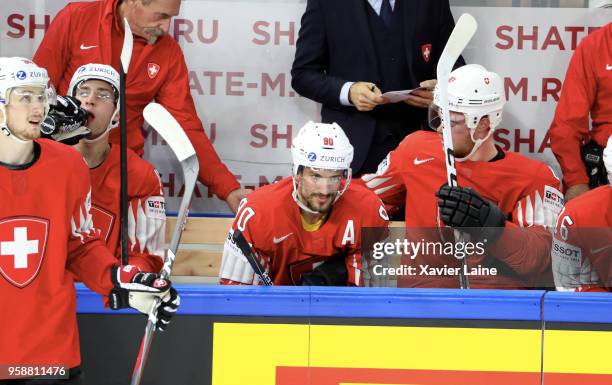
[130, 103, 199, 385]
[119, 17, 133, 266]
[436, 13, 477, 289]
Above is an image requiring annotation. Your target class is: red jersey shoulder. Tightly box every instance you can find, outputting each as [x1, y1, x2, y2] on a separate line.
[335, 183, 388, 224]
[502, 151, 560, 185]
[38, 139, 87, 170]
[564, 185, 612, 227]
[244, 177, 292, 209]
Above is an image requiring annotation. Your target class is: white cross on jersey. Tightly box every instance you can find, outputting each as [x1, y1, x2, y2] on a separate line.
[423, 47, 431, 60]
[1, 227, 39, 269]
[149, 66, 158, 76]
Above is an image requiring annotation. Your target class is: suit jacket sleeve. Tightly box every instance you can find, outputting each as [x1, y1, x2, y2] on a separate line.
[290, 0, 346, 108]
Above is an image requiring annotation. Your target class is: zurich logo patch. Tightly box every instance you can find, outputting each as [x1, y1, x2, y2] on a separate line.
[307, 152, 317, 162]
[16, 71, 26, 80]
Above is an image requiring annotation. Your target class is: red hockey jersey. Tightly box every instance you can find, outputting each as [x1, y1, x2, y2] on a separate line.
[219, 178, 388, 286]
[552, 186, 612, 290]
[549, 23, 612, 188]
[359, 131, 564, 288]
[0, 140, 117, 368]
[33, 0, 240, 200]
[89, 145, 165, 272]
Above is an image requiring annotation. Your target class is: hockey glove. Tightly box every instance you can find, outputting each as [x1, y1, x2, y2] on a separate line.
[40, 95, 90, 145]
[109, 265, 180, 331]
[581, 140, 608, 189]
[301, 257, 348, 286]
[436, 184, 506, 243]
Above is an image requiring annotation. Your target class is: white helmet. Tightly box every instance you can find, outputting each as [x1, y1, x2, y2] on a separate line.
[603, 135, 612, 186]
[68, 63, 119, 101]
[68, 63, 120, 142]
[0, 57, 51, 142]
[291, 121, 354, 212]
[431, 64, 505, 160]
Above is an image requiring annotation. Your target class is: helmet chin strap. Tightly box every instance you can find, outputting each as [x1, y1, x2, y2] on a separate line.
[455, 124, 494, 162]
[291, 177, 319, 214]
[0, 106, 33, 145]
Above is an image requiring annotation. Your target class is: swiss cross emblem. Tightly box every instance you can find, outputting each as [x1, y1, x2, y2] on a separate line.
[147, 62, 160, 79]
[0, 217, 49, 288]
[421, 43, 432, 63]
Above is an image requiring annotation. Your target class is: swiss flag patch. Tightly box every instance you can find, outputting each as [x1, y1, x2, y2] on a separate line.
[147, 62, 160, 79]
[0, 217, 49, 288]
[421, 43, 432, 63]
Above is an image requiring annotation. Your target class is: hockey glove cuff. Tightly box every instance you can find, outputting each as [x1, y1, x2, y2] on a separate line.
[40, 95, 90, 145]
[436, 184, 506, 243]
[109, 265, 180, 331]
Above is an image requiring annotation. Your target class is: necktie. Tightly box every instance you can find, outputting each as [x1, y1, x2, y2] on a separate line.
[380, 0, 392, 28]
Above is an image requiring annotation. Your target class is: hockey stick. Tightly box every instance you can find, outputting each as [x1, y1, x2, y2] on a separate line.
[232, 229, 273, 286]
[119, 17, 133, 266]
[130, 103, 200, 385]
[436, 13, 477, 289]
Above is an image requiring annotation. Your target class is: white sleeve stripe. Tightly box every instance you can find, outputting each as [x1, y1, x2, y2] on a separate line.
[374, 185, 398, 196]
[533, 191, 545, 226]
[525, 196, 534, 227]
[516, 201, 523, 227]
[361, 174, 377, 182]
[365, 176, 391, 189]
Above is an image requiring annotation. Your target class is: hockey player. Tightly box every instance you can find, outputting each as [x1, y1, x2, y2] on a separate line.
[68, 63, 165, 272]
[549, 23, 611, 201]
[0, 57, 178, 383]
[33, 0, 250, 213]
[360, 64, 564, 289]
[552, 135, 612, 292]
[219, 121, 389, 286]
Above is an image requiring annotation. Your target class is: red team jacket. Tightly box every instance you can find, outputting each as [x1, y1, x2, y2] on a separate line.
[360, 131, 564, 288]
[0, 140, 117, 368]
[219, 178, 389, 286]
[89, 145, 165, 272]
[552, 186, 612, 290]
[33, 0, 240, 200]
[549, 23, 612, 188]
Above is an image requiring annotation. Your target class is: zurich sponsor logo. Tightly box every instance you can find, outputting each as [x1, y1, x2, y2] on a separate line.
[78, 66, 87, 73]
[308, 152, 317, 162]
[16, 70, 26, 80]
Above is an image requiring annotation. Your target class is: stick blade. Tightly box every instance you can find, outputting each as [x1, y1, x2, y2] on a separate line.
[436, 13, 477, 79]
[143, 103, 196, 162]
[120, 17, 134, 74]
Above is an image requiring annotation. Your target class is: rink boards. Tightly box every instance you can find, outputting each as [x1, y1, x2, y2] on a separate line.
[76, 286, 612, 385]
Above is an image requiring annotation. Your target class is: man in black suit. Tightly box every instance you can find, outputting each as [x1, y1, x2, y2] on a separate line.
[291, 0, 464, 175]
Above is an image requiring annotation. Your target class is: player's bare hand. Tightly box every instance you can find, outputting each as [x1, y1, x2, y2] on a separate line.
[349, 82, 386, 111]
[226, 188, 252, 213]
[564, 184, 589, 201]
[404, 79, 436, 109]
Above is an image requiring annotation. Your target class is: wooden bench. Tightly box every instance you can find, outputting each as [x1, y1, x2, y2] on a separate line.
[167, 216, 404, 283]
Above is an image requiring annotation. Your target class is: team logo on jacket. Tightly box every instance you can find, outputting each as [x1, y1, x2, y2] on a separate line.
[421, 44, 432, 63]
[147, 63, 160, 79]
[0, 217, 49, 288]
